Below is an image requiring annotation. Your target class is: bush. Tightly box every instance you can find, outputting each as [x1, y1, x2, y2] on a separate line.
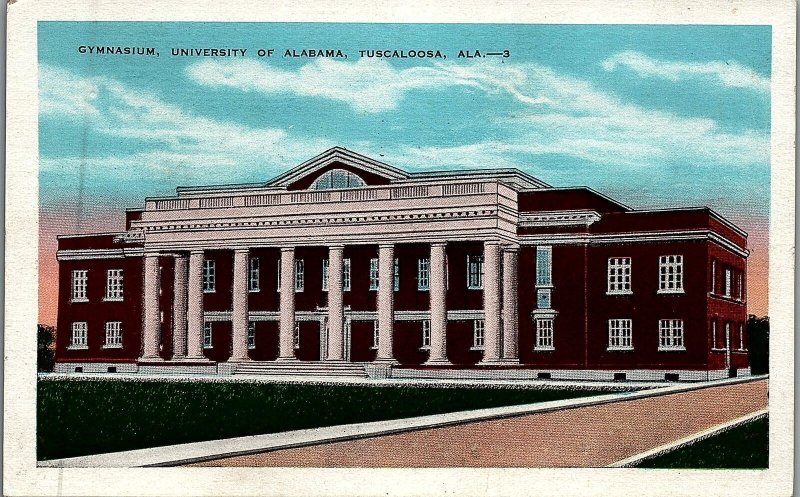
[37, 325, 56, 372]
[747, 315, 769, 375]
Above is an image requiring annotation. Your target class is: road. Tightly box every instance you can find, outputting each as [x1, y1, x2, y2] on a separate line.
[188, 378, 767, 467]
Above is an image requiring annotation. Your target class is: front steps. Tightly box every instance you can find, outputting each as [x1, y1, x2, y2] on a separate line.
[233, 361, 368, 378]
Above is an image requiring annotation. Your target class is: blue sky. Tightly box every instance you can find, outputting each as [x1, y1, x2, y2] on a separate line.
[38, 22, 771, 220]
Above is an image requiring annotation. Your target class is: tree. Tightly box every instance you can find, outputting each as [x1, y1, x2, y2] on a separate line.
[38, 324, 56, 372]
[746, 315, 769, 375]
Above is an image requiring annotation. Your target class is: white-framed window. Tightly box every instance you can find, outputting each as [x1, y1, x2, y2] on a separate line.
[203, 260, 216, 293]
[535, 317, 554, 351]
[104, 321, 122, 348]
[658, 319, 685, 351]
[249, 257, 260, 292]
[247, 321, 256, 349]
[277, 258, 282, 291]
[421, 319, 431, 349]
[70, 321, 88, 349]
[322, 259, 329, 291]
[467, 254, 484, 289]
[711, 320, 718, 349]
[710, 259, 716, 294]
[736, 273, 743, 301]
[417, 258, 430, 291]
[71, 269, 88, 302]
[343, 258, 352, 292]
[394, 258, 400, 291]
[536, 246, 553, 287]
[369, 258, 379, 291]
[739, 323, 745, 350]
[371, 321, 379, 350]
[658, 255, 684, 293]
[607, 319, 633, 350]
[724, 268, 732, 297]
[607, 257, 632, 294]
[203, 321, 213, 349]
[293, 323, 300, 349]
[105, 269, 124, 301]
[472, 319, 485, 349]
[295, 259, 305, 292]
[311, 169, 366, 190]
[537, 289, 552, 309]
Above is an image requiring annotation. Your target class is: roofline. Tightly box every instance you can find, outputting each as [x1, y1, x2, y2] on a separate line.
[406, 168, 550, 188]
[57, 231, 126, 240]
[621, 207, 748, 238]
[520, 186, 632, 211]
[265, 147, 411, 187]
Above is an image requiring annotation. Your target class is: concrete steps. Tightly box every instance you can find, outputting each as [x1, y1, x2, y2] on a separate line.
[233, 361, 368, 378]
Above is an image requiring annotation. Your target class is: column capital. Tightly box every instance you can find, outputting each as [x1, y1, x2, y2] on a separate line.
[233, 247, 250, 254]
[430, 241, 448, 248]
[484, 240, 503, 247]
[189, 249, 205, 255]
[378, 243, 395, 249]
[328, 244, 345, 251]
[143, 251, 161, 258]
[503, 245, 520, 253]
[280, 246, 295, 253]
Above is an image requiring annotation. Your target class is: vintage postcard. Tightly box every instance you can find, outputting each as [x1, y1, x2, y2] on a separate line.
[4, 0, 795, 496]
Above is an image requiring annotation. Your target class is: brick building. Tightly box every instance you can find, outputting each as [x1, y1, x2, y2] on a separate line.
[54, 147, 750, 380]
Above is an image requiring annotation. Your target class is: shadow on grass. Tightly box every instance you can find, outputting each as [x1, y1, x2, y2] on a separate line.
[38, 378, 612, 460]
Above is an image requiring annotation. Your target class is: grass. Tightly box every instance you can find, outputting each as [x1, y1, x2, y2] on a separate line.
[635, 416, 768, 469]
[38, 378, 610, 461]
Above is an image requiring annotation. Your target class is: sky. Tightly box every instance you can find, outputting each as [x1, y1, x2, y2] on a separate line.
[38, 22, 771, 325]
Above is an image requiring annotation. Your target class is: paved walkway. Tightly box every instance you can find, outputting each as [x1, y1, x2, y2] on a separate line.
[189, 378, 767, 467]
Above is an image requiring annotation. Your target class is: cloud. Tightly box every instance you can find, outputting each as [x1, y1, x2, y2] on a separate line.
[601, 50, 770, 93]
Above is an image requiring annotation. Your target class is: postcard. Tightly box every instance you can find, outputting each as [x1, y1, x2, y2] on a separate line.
[5, 0, 795, 496]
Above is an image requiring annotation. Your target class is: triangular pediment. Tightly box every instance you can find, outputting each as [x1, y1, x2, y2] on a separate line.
[266, 147, 411, 190]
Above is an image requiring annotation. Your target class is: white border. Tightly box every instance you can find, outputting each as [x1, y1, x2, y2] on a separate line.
[5, 1, 795, 496]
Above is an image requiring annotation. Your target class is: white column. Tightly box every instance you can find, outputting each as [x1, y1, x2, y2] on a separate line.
[141, 253, 162, 360]
[502, 247, 520, 363]
[231, 249, 250, 361]
[171, 254, 188, 360]
[326, 245, 345, 361]
[480, 241, 502, 364]
[186, 250, 206, 360]
[376, 243, 395, 361]
[425, 242, 450, 365]
[277, 247, 297, 360]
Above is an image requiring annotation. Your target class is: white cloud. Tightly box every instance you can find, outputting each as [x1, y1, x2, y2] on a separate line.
[601, 50, 770, 93]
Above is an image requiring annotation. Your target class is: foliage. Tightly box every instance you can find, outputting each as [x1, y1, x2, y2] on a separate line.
[37, 325, 56, 372]
[635, 417, 768, 469]
[747, 315, 769, 375]
[37, 379, 603, 460]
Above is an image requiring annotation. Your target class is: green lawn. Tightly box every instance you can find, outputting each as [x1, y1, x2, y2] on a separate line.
[38, 378, 611, 461]
[635, 417, 768, 469]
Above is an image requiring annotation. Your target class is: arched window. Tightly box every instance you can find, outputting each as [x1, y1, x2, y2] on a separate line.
[310, 169, 366, 190]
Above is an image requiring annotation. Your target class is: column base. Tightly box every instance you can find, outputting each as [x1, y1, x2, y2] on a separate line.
[229, 356, 252, 363]
[138, 356, 164, 364]
[373, 357, 398, 364]
[275, 356, 299, 362]
[182, 355, 213, 363]
[423, 358, 452, 367]
[478, 358, 519, 367]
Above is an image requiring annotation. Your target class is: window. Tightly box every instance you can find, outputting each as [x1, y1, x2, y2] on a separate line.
[247, 322, 256, 350]
[739, 323, 745, 350]
[310, 169, 366, 190]
[371, 321, 379, 349]
[467, 255, 484, 289]
[711, 320, 718, 349]
[322, 259, 329, 291]
[736, 273, 743, 301]
[536, 289, 552, 309]
[71, 270, 88, 302]
[535, 318, 554, 351]
[203, 260, 216, 293]
[607, 257, 632, 294]
[343, 258, 351, 292]
[418, 258, 430, 291]
[607, 319, 633, 350]
[724, 268, 732, 297]
[659, 319, 685, 351]
[277, 258, 282, 290]
[70, 322, 88, 348]
[293, 323, 300, 349]
[369, 258, 379, 290]
[249, 257, 260, 292]
[203, 322, 213, 348]
[295, 259, 305, 292]
[472, 319, 485, 349]
[394, 258, 400, 291]
[105, 269, 124, 301]
[712, 259, 718, 293]
[658, 255, 684, 293]
[421, 320, 431, 349]
[536, 246, 553, 287]
[104, 321, 122, 348]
